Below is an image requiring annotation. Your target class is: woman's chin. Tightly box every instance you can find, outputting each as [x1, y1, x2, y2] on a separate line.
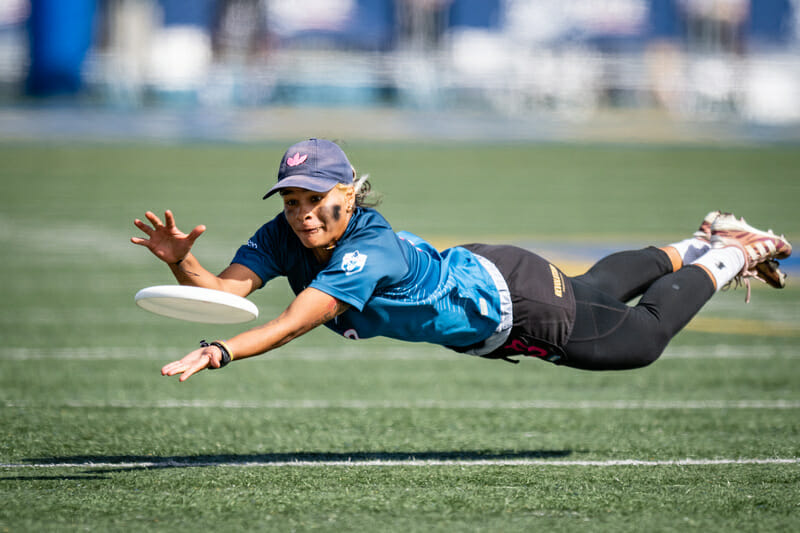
[301, 236, 331, 250]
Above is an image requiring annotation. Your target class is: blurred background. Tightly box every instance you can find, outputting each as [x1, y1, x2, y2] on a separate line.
[1, 0, 799, 142]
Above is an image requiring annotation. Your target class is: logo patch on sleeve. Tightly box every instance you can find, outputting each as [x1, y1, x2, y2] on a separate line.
[342, 250, 367, 275]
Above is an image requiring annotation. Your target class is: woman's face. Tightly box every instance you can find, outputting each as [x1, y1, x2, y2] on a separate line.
[280, 186, 354, 258]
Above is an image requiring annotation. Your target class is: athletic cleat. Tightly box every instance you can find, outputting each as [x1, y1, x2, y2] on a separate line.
[711, 216, 792, 302]
[693, 210, 722, 240]
[755, 259, 787, 289]
[693, 211, 735, 241]
[696, 211, 788, 291]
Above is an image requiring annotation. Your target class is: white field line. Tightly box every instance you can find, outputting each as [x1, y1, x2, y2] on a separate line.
[4, 399, 800, 409]
[1, 344, 797, 361]
[1, 458, 798, 469]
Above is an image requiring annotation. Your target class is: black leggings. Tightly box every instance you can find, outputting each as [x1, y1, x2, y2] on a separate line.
[562, 247, 715, 371]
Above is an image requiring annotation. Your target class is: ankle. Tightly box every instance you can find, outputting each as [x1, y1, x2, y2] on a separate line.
[659, 246, 683, 273]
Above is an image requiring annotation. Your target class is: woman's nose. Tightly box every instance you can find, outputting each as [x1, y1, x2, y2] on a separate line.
[296, 203, 313, 220]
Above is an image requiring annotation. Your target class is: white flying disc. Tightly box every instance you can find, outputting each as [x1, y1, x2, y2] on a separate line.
[135, 285, 259, 324]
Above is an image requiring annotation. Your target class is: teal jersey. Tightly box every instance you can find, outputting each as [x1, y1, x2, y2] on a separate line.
[232, 208, 508, 349]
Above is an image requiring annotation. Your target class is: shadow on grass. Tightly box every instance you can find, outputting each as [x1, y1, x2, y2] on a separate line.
[13, 449, 573, 475]
[0, 474, 111, 481]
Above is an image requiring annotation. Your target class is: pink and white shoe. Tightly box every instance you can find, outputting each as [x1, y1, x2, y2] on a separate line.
[697, 211, 788, 290]
[693, 210, 724, 240]
[710, 215, 792, 301]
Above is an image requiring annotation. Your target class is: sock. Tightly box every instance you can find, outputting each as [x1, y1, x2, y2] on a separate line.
[690, 246, 745, 290]
[666, 237, 711, 266]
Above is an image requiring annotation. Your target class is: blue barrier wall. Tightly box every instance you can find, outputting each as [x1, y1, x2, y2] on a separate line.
[26, 0, 97, 96]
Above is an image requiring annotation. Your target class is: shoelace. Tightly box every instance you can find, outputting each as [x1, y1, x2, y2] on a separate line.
[722, 274, 750, 303]
[722, 265, 768, 303]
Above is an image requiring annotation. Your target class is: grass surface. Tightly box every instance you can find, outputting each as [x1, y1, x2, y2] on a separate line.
[1, 142, 799, 531]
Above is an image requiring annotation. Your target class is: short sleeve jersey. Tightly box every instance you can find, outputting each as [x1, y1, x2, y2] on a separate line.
[231, 208, 503, 348]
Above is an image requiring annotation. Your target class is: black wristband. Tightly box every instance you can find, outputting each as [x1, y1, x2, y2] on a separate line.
[200, 339, 231, 369]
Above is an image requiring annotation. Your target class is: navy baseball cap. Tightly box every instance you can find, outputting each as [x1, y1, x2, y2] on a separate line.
[263, 138, 353, 199]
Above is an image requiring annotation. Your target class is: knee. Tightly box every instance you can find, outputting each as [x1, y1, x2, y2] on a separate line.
[627, 333, 670, 368]
[626, 348, 663, 369]
[561, 346, 665, 371]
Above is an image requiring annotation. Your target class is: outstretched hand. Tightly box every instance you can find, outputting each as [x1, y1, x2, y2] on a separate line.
[161, 345, 224, 382]
[131, 210, 206, 264]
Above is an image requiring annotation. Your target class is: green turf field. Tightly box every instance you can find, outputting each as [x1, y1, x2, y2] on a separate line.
[1, 142, 799, 531]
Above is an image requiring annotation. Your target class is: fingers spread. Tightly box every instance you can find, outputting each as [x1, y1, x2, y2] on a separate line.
[145, 211, 164, 228]
[133, 218, 154, 236]
[164, 210, 176, 229]
[131, 234, 152, 248]
[188, 225, 206, 243]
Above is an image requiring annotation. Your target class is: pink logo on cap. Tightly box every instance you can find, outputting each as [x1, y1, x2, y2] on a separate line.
[286, 153, 308, 167]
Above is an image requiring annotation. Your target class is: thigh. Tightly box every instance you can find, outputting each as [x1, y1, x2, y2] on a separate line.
[562, 278, 665, 371]
[574, 247, 673, 302]
[562, 267, 714, 371]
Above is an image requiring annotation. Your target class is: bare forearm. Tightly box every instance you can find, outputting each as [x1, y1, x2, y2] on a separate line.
[168, 253, 221, 288]
[161, 288, 347, 382]
[224, 317, 304, 361]
[225, 290, 345, 360]
[168, 254, 258, 298]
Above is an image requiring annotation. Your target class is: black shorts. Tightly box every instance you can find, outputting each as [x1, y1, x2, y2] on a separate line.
[463, 245, 714, 371]
[459, 244, 576, 363]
